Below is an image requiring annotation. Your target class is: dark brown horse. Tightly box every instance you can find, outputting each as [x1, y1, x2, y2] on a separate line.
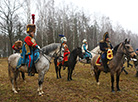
[91, 39, 136, 92]
[54, 47, 83, 81]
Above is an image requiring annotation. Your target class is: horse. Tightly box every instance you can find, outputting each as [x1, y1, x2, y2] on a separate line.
[78, 45, 100, 76]
[54, 47, 83, 81]
[8, 43, 61, 96]
[91, 39, 136, 92]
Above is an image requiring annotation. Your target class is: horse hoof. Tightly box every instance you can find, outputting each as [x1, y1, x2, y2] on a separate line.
[17, 88, 20, 91]
[117, 89, 121, 92]
[24, 80, 27, 83]
[97, 82, 100, 85]
[41, 91, 44, 94]
[111, 90, 115, 93]
[14, 90, 18, 93]
[39, 92, 42, 96]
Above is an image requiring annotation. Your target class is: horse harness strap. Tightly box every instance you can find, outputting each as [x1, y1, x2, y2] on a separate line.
[40, 49, 51, 64]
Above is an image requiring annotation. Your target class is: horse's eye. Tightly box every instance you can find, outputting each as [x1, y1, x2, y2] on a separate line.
[127, 46, 130, 49]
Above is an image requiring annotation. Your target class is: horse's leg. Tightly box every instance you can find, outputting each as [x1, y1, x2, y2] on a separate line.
[54, 58, 59, 79]
[14, 71, 20, 91]
[67, 67, 71, 81]
[116, 71, 121, 91]
[8, 64, 18, 93]
[70, 67, 73, 80]
[111, 73, 115, 92]
[59, 66, 62, 78]
[21, 71, 26, 82]
[94, 68, 101, 85]
[38, 72, 45, 96]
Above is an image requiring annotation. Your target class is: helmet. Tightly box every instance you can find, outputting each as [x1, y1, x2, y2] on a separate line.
[103, 32, 109, 41]
[26, 24, 36, 33]
[82, 39, 87, 43]
[61, 37, 67, 43]
[136, 49, 138, 51]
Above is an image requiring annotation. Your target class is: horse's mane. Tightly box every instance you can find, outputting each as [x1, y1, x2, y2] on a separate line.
[91, 46, 100, 52]
[70, 47, 80, 55]
[113, 43, 121, 55]
[42, 43, 61, 55]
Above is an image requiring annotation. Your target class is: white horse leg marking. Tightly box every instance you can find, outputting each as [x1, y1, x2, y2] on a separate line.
[12, 80, 18, 93]
[97, 82, 100, 85]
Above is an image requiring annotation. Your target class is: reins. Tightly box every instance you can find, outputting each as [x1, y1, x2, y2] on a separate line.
[39, 49, 51, 64]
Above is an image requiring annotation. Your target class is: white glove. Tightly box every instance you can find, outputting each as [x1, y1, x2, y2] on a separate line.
[37, 45, 40, 50]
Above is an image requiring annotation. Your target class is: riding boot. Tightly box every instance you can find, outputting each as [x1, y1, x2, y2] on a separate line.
[28, 67, 34, 76]
[102, 59, 109, 73]
[86, 57, 90, 63]
[135, 71, 138, 77]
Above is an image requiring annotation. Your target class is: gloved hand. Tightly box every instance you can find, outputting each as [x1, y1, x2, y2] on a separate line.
[37, 45, 41, 50]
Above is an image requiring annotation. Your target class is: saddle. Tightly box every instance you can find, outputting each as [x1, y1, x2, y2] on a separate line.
[96, 49, 113, 66]
[95, 55, 102, 66]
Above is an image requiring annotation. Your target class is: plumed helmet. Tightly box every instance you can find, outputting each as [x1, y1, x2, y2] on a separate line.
[61, 37, 67, 43]
[82, 39, 87, 43]
[26, 24, 36, 33]
[26, 14, 36, 33]
[103, 32, 109, 41]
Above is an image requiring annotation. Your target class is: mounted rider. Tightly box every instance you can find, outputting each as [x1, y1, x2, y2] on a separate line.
[12, 40, 22, 53]
[59, 34, 70, 70]
[20, 14, 40, 76]
[82, 39, 92, 63]
[99, 32, 113, 73]
[134, 49, 138, 77]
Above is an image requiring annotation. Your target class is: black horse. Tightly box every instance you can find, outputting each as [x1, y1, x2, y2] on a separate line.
[54, 47, 83, 81]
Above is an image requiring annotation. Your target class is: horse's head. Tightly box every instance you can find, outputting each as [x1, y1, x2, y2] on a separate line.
[76, 47, 83, 59]
[121, 39, 136, 58]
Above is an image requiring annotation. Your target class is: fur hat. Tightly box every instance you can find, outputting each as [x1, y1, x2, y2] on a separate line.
[103, 32, 109, 41]
[15, 40, 22, 47]
[26, 24, 36, 33]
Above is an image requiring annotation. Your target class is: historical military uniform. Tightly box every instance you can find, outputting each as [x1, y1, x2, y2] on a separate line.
[20, 14, 40, 76]
[58, 35, 70, 70]
[134, 49, 138, 77]
[12, 40, 22, 53]
[99, 32, 113, 73]
[82, 39, 92, 63]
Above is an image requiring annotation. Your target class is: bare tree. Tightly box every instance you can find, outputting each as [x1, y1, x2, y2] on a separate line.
[0, 0, 23, 55]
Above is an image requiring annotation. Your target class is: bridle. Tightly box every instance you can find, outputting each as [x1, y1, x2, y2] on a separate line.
[122, 43, 135, 57]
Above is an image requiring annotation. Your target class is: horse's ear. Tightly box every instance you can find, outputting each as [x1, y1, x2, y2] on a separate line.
[127, 39, 130, 44]
[124, 38, 127, 44]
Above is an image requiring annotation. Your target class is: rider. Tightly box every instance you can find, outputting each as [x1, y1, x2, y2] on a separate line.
[60, 35, 70, 70]
[134, 49, 138, 77]
[82, 39, 92, 63]
[21, 14, 40, 76]
[12, 40, 22, 53]
[99, 32, 113, 73]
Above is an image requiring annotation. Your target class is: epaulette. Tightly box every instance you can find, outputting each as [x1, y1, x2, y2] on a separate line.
[100, 40, 104, 43]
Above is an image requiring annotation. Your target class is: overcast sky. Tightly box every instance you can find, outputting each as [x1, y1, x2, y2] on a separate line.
[53, 0, 138, 34]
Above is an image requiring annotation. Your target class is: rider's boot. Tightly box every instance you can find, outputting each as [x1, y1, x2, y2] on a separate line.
[28, 67, 34, 76]
[86, 57, 91, 63]
[102, 59, 109, 73]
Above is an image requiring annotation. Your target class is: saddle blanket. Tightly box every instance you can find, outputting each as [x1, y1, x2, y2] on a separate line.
[16, 52, 40, 69]
[95, 55, 109, 66]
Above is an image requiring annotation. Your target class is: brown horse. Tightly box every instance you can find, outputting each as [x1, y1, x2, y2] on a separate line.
[91, 39, 136, 92]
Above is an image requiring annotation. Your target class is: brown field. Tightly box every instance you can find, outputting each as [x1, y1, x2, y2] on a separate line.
[0, 58, 138, 102]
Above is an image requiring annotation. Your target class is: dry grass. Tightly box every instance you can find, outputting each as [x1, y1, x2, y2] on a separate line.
[0, 58, 138, 102]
